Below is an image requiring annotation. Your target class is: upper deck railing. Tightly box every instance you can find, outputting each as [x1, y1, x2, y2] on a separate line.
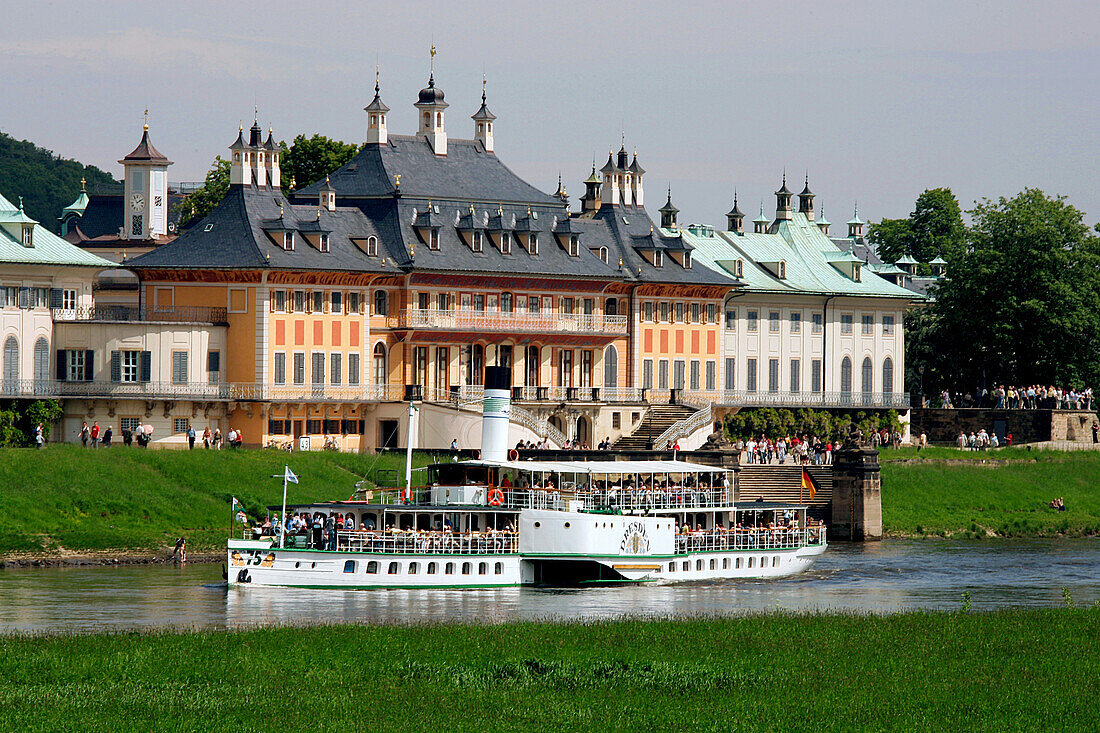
[674, 526, 826, 554]
[377, 485, 736, 512]
[390, 308, 627, 335]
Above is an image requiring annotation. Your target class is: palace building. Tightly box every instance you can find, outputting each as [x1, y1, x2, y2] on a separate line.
[28, 69, 920, 449]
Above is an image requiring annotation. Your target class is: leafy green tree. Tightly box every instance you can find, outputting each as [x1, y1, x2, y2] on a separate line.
[910, 188, 966, 262]
[22, 400, 63, 441]
[928, 189, 1100, 390]
[0, 132, 117, 233]
[280, 135, 362, 191]
[176, 156, 230, 228]
[867, 218, 912, 264]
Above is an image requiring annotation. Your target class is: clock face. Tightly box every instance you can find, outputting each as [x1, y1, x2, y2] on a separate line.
[129, 193, 146, 213]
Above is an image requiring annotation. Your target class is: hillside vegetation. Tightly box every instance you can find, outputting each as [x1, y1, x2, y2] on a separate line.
[0, 132, 117, 231]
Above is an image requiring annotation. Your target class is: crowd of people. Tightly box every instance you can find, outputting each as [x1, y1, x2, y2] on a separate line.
[939, 385, 1094, 410]
[74, 421, 244, 449]
[954, 429, 1004, 450]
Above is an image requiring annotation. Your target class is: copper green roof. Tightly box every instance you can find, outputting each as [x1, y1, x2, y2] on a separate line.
[677, 212, 920, 300]
[0, 194, 116, 268]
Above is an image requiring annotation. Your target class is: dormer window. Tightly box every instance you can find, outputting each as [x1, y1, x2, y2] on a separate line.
[734, 259, 744, 278]
[283, 232, 294, 251]
[500, 232, 512, 255]
[367, 236, 378, 256]
[528, 233, 539, 255]
[683, 251, 692, 269]
[597, 246, 608, 264]
[654, 250, 664, 268]
[853, 263, 861, 282]
[778, 260, 786, 279]
[472, 231, 484, 253]
[568, 235, 579, 257]
[428, 229, 440, 251]
[21, 226, 33, 247]
[318, 233, 330, 253]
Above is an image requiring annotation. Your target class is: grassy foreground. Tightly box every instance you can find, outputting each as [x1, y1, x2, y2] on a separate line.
[0, 445, 440, 556]
[0, 610, 1097, 732]
[880, 447, 1100, 537]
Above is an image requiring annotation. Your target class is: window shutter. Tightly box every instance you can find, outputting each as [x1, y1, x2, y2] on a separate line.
[56, 350, 67, 381]
[49, 288, 63, 309]
[140, 351, 152, 383]
[110, 351, 121, 382]
[269, 292, 276, 312]
[84, 350, 94, 381]
[18, 287, 30, 309]
[358, 295, 365, 315]
[306, 293, 313, 314]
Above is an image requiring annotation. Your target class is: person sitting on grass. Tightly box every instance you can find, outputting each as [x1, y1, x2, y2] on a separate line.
[1048, 497, 1066, 512]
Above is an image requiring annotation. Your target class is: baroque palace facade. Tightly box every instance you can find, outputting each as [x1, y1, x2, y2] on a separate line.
[7, 71, 918, 449]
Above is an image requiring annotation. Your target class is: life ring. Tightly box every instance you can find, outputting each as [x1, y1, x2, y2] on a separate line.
[488, 488, 505, 507]
[508, 449, 519, 461]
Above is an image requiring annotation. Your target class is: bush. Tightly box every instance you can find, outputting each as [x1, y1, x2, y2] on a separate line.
[724, 407, 902, 441]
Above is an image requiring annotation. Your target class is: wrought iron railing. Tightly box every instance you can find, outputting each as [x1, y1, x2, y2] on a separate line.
[52, 305, 229, 324]
[509, 406, 566, 447]
[0, 380, 405, 402]
[392, 308, 627, 335]
[654, 404, 713, 447]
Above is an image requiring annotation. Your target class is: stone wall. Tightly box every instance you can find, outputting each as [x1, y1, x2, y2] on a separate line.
[909, 409, 1099, 445]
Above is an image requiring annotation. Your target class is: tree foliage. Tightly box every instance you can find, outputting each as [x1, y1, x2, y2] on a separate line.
[868, 188, 965, 264]
[926, 189, 1100, 390]
[724, 408, 901, 441]
[0, 400, 63, 446]
[176, 156, 230, 228]
[280, 135, 362, 192]
[0, 132, 117, 233]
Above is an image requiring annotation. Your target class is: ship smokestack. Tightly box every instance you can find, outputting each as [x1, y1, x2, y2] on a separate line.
[481, 366, 511, 462]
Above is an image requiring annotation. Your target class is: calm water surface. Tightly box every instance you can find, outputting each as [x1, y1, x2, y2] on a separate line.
[1, 539, 1097, 634]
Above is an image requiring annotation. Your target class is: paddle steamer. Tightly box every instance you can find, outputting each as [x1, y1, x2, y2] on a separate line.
[228, 369, 826, 588]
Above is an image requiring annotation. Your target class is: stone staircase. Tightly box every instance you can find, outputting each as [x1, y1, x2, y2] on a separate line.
[613, 405, 697, 450]
[735, 465, 833, 510]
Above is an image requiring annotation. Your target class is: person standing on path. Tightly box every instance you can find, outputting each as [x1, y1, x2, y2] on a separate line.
[90, 421, 100, 448]
[34, 423, 44, 449]
[79, 421, 89, 447]
[1092, 421, 1098, 444]
[187, 423, 196, 450]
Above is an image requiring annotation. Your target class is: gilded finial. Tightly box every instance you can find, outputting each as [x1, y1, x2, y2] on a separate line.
[279, 203, 284, 217]
[80, 177, 86, 192]
[482, 74, 487, 104]
[526, 206, 531, 215]
[17, 196, 24, 211]
[498, 203, 504, 215]
[394, 174, 401, 188]
[143, 108, 149, 131]
[375, 65, 380, 95]
[429, 44, 437, 83]
[254, 105, 258, 123]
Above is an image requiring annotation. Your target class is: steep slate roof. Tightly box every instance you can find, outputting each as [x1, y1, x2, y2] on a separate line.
[295, 135, 560, 204]
[64, 192, 186, 242]
[0, 194, 116, 268]
[120, 129, 171, 164]
[684, 212, 919, 300]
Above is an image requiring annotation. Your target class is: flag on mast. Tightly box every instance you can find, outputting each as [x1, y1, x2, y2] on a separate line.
[800, 468, 818, 501]
[284, 466, 299, 484]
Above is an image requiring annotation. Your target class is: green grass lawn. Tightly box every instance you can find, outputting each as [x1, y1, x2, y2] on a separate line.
[0, 445, 444, 556]
[0, 610, 1096, 732]
[881, 448, 1100, 537]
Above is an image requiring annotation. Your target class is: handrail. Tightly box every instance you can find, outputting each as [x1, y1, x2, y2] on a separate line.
[510, 405, 566, 447]
[396, 308, 627, 335]
[52, 305, 229, 324]
[674, 526, 826, 553]
[654, 404, 713, 447]
[0, 380, 406, 402]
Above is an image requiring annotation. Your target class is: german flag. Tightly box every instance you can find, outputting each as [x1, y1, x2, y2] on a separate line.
[801, 468, 819, 501]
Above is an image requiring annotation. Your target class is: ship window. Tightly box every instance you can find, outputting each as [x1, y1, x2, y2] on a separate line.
[388, 562, 400, 574]
[294, 562, 300, 569]
[748, 557, 755, 568]
[760, 556, 767, 567]
[533, 522, 541, 528]
[773, 557, 780, 567]
[445, 562, 455, 574]
[461, 562, 471, 575]
[366, 561, 379, 574]
[409, 562, 419, 574]
[343, 560, 356, 574]
[668, 562, 675, 572]
[709, 559, 716, 570]
[564, 522, 571, 528]
[696, 560, 703, 571]
[427, 562, 438, 574]
[478, 562, 488, 575]
[494, 562, 503, 575]
[723, 558, 729, 569]
[736, 557, 743, 569]
[682, 561, 689, 571]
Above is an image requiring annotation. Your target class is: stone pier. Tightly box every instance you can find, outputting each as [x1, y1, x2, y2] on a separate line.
[830, 443, 882, 541]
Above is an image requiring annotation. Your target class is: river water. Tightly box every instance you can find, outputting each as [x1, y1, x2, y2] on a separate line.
[1, 539, 1097, 634]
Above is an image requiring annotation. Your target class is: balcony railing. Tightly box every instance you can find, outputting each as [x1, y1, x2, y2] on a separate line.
[389, 308, 627, 335]
[52, 305, 229, 325]
[0, 380, 405, 402]
[646, 389, 911, 410]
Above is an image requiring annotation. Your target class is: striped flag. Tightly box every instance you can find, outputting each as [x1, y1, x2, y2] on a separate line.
[801, 468, 818, 501]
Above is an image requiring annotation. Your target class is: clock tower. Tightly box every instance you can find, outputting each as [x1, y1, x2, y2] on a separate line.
[119, 118, 172, 240]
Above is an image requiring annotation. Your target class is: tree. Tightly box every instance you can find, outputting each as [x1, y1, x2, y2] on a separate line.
[928, 189, 1100, 390]
[281, 135, 362, 191]
[176, 156, 230, 228]
[867, 217, 912, 264]
[909, 188, 966, 263]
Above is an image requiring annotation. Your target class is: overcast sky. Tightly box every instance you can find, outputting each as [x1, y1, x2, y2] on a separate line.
[2, 0, 1098, 227]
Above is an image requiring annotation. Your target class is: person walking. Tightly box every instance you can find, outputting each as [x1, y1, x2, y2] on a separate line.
[34, 423, 44, 449]
[202, 427, 211, 449]
[90, 421, 100, 448]
[187, 423, 196, 450]
[102, 426, 112, 447]
[79, 421, 90, 447]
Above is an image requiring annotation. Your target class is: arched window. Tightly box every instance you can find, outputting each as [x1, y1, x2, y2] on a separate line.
[3, 336, 18, 390]
[840, 356, 852, 395]
[861, 357, 873, 397]
[366, 236, 378, 256]
[606, 298, 618, 316]
[33, 337, 49, 387]
[604, 345, 618, 388]
[882, 357, 894, 395]
[373, 290, 388, 316]
[373, 343, 387, 387]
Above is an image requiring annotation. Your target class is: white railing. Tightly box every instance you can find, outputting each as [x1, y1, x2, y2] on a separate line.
[674, 526, 826, 553]
[510, 405, 566, 446]
[601, 387, 646, 403]
[654, 404, 713, 447]
[709, 390, 911, 409]
[394, 308, 628, 335]
[332, 531, 518, 555]
[52, 305, 229, 324]
[506, 487, 733, 511]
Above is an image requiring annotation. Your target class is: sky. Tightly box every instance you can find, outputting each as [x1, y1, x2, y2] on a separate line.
[2, 0, 1098, 227]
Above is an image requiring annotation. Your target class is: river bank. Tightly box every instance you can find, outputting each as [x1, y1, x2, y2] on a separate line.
[1, 609, 1096, 731]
